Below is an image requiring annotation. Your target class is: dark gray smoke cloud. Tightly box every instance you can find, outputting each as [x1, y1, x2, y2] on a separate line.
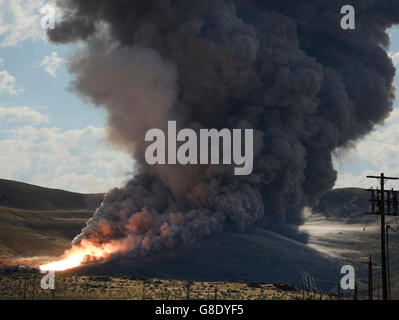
[48, 0, 398, 260]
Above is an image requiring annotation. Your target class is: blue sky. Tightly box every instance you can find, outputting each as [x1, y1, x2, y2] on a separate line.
[1, 1, 399, 193]
[0, 0, 133, 193]
[333, 27, 399, 190]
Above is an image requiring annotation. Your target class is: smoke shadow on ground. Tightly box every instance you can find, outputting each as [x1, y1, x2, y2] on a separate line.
[69, 227, 340, 290]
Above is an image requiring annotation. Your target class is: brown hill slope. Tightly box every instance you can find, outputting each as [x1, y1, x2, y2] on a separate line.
[0, 178, 103, 211]
[0, 179, 103, 260]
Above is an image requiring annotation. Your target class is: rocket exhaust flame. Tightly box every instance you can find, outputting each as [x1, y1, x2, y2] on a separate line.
[39, 246, 96, 271]
[40, 253, 86, 271]
[44, 0, 399, 266]
[39, 239, 121, 271]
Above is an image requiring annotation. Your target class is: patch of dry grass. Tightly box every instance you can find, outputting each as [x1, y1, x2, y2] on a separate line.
[0, 271, 334, 300]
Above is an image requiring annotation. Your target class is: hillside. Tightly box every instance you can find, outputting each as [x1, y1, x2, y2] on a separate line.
[71, 227, 340, 290]
[0, 179, 340, 290]
[314, 187, 369, 220]
[0, 179, 103, 260]
[1, 180, 398, 297]
[0, 179, 103, 211]
[0, 206, 93, 258]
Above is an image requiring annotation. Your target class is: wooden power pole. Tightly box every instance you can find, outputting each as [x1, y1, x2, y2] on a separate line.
[353, 281, 358, 300]
[386, 225, 391, 300]
[368, 255, 373, 300]
[366, 173, 398, 301]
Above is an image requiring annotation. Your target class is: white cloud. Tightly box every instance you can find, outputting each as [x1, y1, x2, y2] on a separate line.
[0, 58, 4, 66]
[334, 171, 377, 189]
[0, 125, 133, 193]
[0, 70, 22, 95]
[389, 51, 399, 67]
[0, 0, 50, 47]
[0, 105, 49, 124]
[334, 108, 399, 189]
[40, 51, 63, 77]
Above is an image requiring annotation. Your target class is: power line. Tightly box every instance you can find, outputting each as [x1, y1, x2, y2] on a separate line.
[366, 173, 398, 300]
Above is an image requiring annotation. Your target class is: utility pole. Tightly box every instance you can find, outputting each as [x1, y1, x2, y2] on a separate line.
[368, 255, 373, 301]
[366, 173, 398, 300]
[23, 277, 27, 300]
[386, 225, 391, 300]
[353, 281, 358, 300]
[186, 281, 192, 300]
[377, 270, 380, 300]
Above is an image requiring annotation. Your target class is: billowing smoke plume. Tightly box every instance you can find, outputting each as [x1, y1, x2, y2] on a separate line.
[48, 0, 398, 261]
